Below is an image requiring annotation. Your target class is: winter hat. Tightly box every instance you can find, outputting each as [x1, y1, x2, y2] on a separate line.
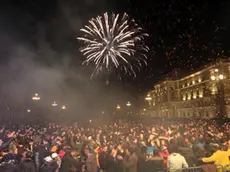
[51, 153, 59, 159]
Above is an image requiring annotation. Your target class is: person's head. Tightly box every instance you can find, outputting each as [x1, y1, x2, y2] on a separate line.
[220, 144, 228, 151]
[140, 146, 147, 155]
[117, 144, 122, 150]
[154, 149, 161, 156]
[168, 143, 178, 154]
[161, 145, 167, 152]
[127, 147, 135, 155]
[104, 145, 108, 152]
[51, 153, 59, 160]
[210, 144, 219, 153]
[71, 150, 79, 157]
[226, 140, 230, 149]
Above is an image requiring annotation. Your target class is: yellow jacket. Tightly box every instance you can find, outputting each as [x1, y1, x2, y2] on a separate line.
[202, 150, 230, 171]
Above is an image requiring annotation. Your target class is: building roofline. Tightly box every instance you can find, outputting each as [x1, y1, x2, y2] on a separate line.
[150, 58, 230, 89]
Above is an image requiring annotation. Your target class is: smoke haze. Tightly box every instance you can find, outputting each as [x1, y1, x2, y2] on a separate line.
[0, 0, 136, 122]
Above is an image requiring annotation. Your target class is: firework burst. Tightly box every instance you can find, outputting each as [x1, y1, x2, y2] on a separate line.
[77, 12, 149, 78]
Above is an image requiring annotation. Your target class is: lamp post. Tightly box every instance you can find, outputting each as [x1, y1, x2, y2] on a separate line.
[116, 105, 121, 110]
[145, 94, 152, 106]
[126, 102, 131, 107]
[126, 102, 131, 116]
[31, 93, 41, 122]
[32, 93, 40, 100]
[210, 69, 226, 118]
[61, 105, 66, 110]
[52, 101, 58, 107]
[145, 94, 152, 116]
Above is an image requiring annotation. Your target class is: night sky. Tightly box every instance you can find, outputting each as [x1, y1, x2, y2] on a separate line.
[0, 0, 230, 102]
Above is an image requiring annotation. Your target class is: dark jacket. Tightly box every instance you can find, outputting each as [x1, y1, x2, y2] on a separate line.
[123, 153, 138, 172]
[59, 153, 81, 172]
[137, 154, 148, 172]
[23, 159, 36, 172]
[86, 153, 98, 172]
[178, 147, 198, 166]
[0, 163, 21, 172]
[34, 145, 49, 172]
[98, 151, 107, 170]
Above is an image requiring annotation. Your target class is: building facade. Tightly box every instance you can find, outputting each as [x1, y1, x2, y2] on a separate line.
[146, 59, 230, 118]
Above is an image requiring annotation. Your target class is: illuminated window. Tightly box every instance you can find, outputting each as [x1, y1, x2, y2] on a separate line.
[211, 85, 217, 94]
[193, 90, 197, 99]
[199, 88, 203, 98]
[187, 92, 191, 100]
[192, 80, 195, 85]
[182, 93, 186, 100]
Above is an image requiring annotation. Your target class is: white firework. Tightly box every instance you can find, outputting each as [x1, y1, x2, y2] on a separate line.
[77, 12, 149, 77]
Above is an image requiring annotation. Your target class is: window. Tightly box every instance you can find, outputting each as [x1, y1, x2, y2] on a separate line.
[193, 90, 197, 99]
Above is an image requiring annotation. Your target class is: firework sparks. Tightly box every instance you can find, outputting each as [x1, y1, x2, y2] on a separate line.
[77, 12, 149, 77]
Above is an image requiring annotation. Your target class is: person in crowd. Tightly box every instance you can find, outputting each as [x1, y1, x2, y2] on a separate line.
[22, 152, 36, 172]
[85, 146, 98, 172]
[98, 145, 107, 172]
[201, 144, 230, 172]
[123, 147, 138, 172]
[149, 149, 164, 171]
[51, 153, 62, 169]
[59, 148, 81, 172]
[159, 145, 169, 168]
[34, 142, 49, 172]
[0, 118, 230, 172]
[137, 146, 148, 172]
[167, 144, 188, 172]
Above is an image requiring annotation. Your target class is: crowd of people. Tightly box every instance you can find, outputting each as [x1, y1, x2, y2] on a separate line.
[0, 118, 230, 172]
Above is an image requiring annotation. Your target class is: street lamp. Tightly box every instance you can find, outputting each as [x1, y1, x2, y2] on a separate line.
[27, 109, 31, 113]
[126, 102, 131, 116]
[32, 93, 40, 100]
[219, 74, 224, 80]
[126, 102, 131, 107]
[211, 74, 224, 81]
[116, 105, 121, 110]
[61, 105, 66, 110]
[145, 94, 152, 101]
[52, 101, 58, 107]
[211, 75, 216, 81]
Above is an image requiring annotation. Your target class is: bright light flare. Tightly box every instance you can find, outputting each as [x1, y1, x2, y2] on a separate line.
[61, 105, 66, 110]
[52, 102, 58, 107]
[32, 93, 40, 100]
[126, 101, 131, 107]
[211, 75, 216, 80]
[219, 74, 224, 80]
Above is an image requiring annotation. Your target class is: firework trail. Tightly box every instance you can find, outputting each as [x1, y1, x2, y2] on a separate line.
[77, 12, 149, 78]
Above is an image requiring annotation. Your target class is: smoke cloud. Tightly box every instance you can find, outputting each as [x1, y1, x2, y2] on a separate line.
[0, 0, 134, 123]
